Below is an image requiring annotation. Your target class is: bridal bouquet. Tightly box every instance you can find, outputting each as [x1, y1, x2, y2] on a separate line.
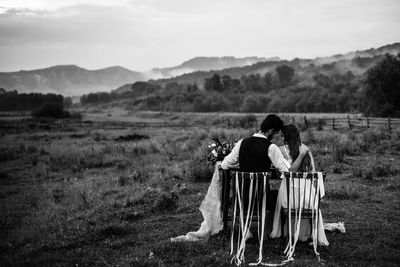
[205, 136, 235, 164]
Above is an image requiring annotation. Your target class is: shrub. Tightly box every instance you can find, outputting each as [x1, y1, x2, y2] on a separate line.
[372, 162, 397, 177]
[40, 148, 49, 155]
[118, 170, 147, 185]
[0, 149, 18, 162]
[364, 170, 374, 180]
[332, 164, 343, 174]
[303, 129, 316, 144]
[52, 187, 65, 203]
[32, 102, 70, 118]
[118, 175, 130, 186]
[27, 145, 37, 154]
[187, 152, 214, 182]
[360, 129, 388, 151]
[356, 161, 398, 179]
[352, 167, 363, 178]
[332, 144, 345, 163]
[331, 137, 361, 163]
[152, 192, 178, 212]
[19, 144, 26, 153]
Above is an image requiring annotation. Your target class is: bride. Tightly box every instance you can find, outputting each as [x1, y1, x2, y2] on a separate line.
[270, 124, 329, 246]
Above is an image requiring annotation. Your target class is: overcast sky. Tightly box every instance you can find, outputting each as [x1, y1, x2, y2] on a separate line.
[0, 0, 399, 72]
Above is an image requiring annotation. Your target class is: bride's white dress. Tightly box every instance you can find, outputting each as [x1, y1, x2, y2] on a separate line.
[170, 163, 223, 241]
[269, 174, 329, 246]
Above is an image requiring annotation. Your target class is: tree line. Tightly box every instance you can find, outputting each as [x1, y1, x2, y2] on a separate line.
[0, 89, 76, 118]
[0, 89, 73, 111]
[77, 53, 398, 117]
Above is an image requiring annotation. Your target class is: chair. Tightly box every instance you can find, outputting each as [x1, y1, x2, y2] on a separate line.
[281, 171, 326, 261]
[219, 167, 281, 233]
[219, 168, 282, 265]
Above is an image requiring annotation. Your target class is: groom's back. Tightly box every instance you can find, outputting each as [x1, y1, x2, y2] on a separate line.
[239, 136, 272, 172]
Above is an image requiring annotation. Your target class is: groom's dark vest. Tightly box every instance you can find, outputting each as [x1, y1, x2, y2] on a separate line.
[238, 136, 272, 172]
[238, 136, 277, 211]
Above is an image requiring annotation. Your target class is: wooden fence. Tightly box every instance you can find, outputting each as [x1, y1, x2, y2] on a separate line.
[0, 116, 399, 132]
[297, 116, 400, 133]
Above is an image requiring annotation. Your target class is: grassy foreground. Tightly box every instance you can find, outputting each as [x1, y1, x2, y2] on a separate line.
[1, 112, 399, 266]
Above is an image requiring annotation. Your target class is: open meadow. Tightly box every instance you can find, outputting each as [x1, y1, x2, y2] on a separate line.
[1, 111, 400, 266]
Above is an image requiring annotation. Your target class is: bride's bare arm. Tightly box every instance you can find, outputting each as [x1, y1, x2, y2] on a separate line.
[308, 150, 316, 172]
[288, 144, 309, 172]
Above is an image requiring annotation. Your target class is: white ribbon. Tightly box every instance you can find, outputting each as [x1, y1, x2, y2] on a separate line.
[231, 172, 325, 266]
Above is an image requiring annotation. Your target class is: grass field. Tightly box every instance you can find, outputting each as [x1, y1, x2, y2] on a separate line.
[1, 111, 400, 266]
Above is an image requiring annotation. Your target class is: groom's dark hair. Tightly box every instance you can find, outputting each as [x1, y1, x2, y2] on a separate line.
[260, 114, 283, 133]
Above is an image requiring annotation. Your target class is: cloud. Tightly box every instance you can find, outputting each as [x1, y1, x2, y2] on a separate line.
[0, 0, 399, 71]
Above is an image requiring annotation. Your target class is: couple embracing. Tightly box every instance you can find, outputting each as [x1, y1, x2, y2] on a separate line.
[171, 114, 328, 246]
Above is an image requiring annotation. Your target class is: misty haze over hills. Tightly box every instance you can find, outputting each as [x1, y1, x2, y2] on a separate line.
[145, 56, 279, 79]
[0, 43, 399, 97]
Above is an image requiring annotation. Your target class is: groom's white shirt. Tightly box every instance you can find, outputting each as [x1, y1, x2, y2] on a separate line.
[221, 133, 290, 174]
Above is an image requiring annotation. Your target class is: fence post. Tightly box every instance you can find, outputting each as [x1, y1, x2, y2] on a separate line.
[332, 118, 335, 130]
[367, 117, 369, 128]
[304, 116, 308, 129]
[388, 117, 392, 133]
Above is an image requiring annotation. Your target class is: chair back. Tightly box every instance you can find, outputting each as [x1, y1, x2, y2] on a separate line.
[283, 172, 326, 216]
[231, 171, 273, 215]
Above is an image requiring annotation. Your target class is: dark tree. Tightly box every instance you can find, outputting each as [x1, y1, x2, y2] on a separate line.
[220, 75, 235, 91]
[313, 73, 333, 88]
[363, 53, 400, 117]
[204, 74, 223, 92]
[241, 73, 264, 92]
[187, 83, 199, 93]
[275, 65, 295, 85]
[262, 72, 274, 92]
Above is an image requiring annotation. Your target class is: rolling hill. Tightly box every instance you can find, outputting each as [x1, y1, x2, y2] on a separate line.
[0, 65, 145, 96]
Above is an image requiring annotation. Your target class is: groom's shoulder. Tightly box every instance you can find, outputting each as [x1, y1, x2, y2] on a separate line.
[241, 136, 272, 147]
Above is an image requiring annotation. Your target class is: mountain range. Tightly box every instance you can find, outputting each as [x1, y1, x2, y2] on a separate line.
[0, 57, 272, 96]
[0, 43, 399, 97]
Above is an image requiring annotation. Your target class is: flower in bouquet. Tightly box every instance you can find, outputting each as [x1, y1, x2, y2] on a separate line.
[205, 136, 235, 163]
